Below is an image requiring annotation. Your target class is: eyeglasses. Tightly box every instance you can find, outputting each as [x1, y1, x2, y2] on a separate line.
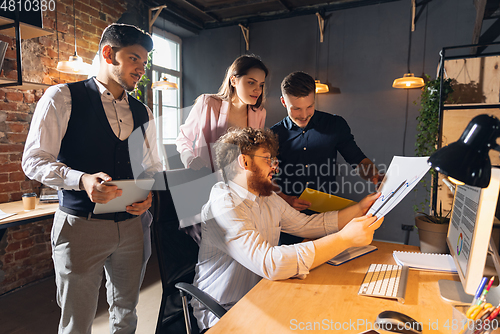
[247, 154, 279, 168]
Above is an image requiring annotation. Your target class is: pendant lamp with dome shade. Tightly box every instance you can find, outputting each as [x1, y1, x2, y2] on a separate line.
[392, 0, 424, 89]
[57, 0, 91, 75]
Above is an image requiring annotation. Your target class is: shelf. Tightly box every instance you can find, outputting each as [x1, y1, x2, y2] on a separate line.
[0, 17, 52, 39]
[443, 103, 500, 110]
[0, 77, 49, 90]
[0, 15, 53, 90]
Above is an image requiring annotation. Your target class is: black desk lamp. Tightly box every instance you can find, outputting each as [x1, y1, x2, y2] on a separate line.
[427, 114, 500, 188]
[428, 114, 500, 305]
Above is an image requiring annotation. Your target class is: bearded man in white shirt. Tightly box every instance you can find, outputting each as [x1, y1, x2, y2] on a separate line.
[192, 127, 383, 331]
[22, 24, 161, 334]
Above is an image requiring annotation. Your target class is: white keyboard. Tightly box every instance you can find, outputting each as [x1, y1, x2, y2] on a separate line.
[358, 264, 409, 303]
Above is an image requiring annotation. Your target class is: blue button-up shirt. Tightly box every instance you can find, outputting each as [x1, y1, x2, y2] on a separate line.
[271, 110, 367, 196]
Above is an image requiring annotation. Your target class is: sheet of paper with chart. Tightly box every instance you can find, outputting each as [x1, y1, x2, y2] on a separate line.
[368, 156, 430, 218]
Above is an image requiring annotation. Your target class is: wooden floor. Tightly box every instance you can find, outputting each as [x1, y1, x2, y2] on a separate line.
[0, 250, 162, 334]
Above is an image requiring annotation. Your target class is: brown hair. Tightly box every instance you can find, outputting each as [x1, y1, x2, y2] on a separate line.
[281, 71, 316, 98]
[214, 54, 269, 109]
[99, 23, 153, 53]
[215, 127, 278, 182]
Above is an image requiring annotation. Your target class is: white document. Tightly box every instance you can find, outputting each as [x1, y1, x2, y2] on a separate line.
[0, 209, 15, 220]
[93, 179, 154, 214]
[368, 156, 430, 218]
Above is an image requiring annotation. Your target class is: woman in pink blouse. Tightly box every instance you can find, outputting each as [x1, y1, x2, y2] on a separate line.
[176, 54, 268, 170]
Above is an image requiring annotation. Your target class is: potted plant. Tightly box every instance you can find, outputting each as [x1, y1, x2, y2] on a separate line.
[414, 75, 454, 253]
[414, 203, 451, 253]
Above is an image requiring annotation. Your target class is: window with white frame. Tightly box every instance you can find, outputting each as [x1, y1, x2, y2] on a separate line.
[151, 28, 182, 145]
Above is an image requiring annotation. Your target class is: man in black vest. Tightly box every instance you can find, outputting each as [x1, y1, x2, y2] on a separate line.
[22, 24, 161, 333]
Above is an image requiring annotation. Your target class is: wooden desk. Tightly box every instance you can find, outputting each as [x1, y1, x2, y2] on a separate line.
[0, 200, 58, 239]
[207, 241, 465, 334]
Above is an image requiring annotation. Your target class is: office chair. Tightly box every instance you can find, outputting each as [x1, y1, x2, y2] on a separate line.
[175, 282, 227, 334]
[151, 170, 226, 334]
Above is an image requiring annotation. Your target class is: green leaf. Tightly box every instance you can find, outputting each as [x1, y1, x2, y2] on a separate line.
[133, 49, 154, 103]
[413, 75, 454, 215]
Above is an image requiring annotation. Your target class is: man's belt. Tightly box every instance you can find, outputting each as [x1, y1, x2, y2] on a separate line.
[59, 206, 137, 222]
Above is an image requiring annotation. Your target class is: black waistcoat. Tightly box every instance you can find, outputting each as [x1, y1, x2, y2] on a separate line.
[57, 78, 149, 213]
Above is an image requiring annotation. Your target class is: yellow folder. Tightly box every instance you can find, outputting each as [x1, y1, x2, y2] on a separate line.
[298, 188, 357, 213]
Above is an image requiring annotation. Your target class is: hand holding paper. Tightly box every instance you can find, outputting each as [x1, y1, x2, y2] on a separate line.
[368, 156, 430, 218]
[372, 179, 406, 216]
[284, 194, 311, 211]
[340, 214, 383, 248]
[358, 192, 382, 215]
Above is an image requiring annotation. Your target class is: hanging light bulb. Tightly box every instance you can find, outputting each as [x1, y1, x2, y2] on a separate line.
[392, 73, 425, 89]
[57, 54, 90, 74]
[315, 80, 329, 94]
[57, 0, 90, 75]
[393, 0, 424, 89]
[152, 76, 178, 90]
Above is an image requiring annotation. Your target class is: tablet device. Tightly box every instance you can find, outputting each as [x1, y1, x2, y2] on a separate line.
[93, 179, 155, 214]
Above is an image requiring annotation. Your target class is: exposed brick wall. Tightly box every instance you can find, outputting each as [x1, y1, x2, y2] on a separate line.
[0, 218, 52, 295]
[0, 90, 42, 204]
[0, 0, 149, 295]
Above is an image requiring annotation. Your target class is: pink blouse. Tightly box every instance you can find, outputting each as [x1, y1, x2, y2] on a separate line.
[176, 94, 266, 168]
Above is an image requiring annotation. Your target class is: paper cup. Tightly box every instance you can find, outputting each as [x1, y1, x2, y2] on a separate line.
[22, 193, 37, 211]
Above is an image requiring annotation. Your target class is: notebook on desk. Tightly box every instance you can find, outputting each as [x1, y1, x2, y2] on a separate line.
[327, 245, 377, 266]
[393, 251, 457, 272]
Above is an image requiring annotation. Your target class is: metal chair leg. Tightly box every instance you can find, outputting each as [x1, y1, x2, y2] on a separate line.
[180, 290, 192, 334]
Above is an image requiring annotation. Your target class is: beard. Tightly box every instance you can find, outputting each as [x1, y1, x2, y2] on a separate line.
[248, 164, 274, 197]
[112, 66, 136, 92]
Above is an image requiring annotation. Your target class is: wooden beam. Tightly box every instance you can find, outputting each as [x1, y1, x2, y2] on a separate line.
[239, 24, 250, 50]
[149, 5, 167, 33]
[411, 0, 416, 31]
[205, 0, 275, 12]
[162, 2, 205, 30]
[316, 12, 325, 43]
[177, 0, 220, 22]
[472, 0, 487, 49]
[484, 0, 500, 18]
[202, 0, 401, 30]
[474, 17, 500, 54]
[276, 0, 292, 12]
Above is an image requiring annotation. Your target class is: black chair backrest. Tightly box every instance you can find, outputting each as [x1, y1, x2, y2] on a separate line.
[152, 171, 201, 333]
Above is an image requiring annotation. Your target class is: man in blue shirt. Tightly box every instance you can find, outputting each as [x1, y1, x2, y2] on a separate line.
[271, 72, 383, 231]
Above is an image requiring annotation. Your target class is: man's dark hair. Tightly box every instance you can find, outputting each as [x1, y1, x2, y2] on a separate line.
[215, 127, 278, 183]
[281, 71, 316, 98]
[99, 23, 153, 53]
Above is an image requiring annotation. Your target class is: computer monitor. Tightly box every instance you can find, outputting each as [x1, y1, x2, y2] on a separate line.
[439, 167, 500, 305]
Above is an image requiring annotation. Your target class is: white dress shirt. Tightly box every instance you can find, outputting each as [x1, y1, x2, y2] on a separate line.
[192, 181, 339, 330]
[22, 77, 161, 190]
